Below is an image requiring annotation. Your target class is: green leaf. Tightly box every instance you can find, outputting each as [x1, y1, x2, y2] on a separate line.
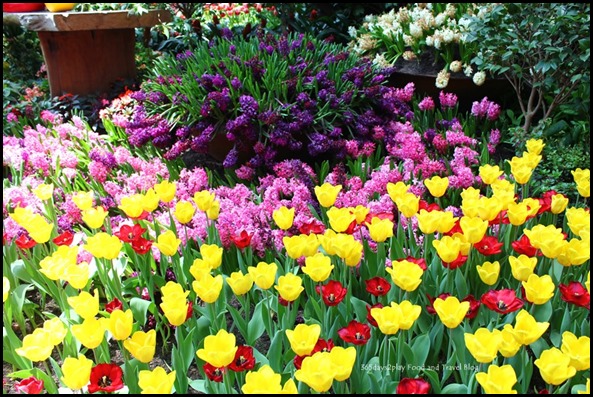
[531, 301, 553, 323]
[441, 383, 469, 394]
[247, 301, 266, 346]
[129, 297, 152, 326]
[267, 330, 284, 373]
[189, 379, 208, 394]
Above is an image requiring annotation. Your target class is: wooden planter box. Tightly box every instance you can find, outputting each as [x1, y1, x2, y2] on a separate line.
[3, 10, 172, 96]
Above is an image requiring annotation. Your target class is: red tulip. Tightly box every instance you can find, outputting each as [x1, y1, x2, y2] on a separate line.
[462, 294, 481, 319]
[511, 234, 541, 257]
[230, 230, 252, 249]
[365, 277, 391, 297]
[316, 280, 347, 306]
[105, 297, 123, 313]
[203, 363, 224, 382]
[115, 224, 146, 243]
[15, 234, 36, 249]
[87, 363, 124, 393]
[229, 345, 256, 372]
[366, 302, 384, 326]
[418, 200, 441, 212]
[473, 235, 503, 256]
[559, 282, 590, 309]
[298, 219, 325, 235]
[396, 377, 431, 394]
[338, 320, 371, 345]
[293, 338, 334, 369]
[443, 253, 467, 270]
[53, 230, 74, 246]
[14, 376, 44, 394]
[481, 289, 524, 314]
[131, 237, 152, 255]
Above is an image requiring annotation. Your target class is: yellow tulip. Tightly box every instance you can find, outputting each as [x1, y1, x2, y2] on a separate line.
[273, 206, 295, 230]
[416, 209, 443, 234]
[42, 317, 67, 347]
[248, 262, 278, 290]
[196, 329, 238, 368]
[459, 216, 489, 244]
[285, 323, 321, 356]
[318, 229, 337, 256]
[479, 164, 504, 185]
[511, 310, 549, 345]
[424, 175, 449, 198]
[395, 192, 420, 218]
[33, 183, 54, 201]
[61, 355, 93, 390]
[15, 329, 53, 362]
[560, 331, 590, 371]
[206, 199, 220, 220]
[366, 216, 394, 242]
[295, 352, 336, 393]
[571, 168, 590, 184]
[189, 258, 212, 281]
[281, 378, 298, 394]
[68, 289, 99, 320]
[476, 261, 500, 286]
[71, 191, 94, 211]
[85, 232, 122, 260]
[565, 207, 590, 237]
[534, 347, 577, 386]
[475, 196, 503, 222]
[386, 260, 423, 292]
[522, 274, 555, 304]
[314, 183, 342, 208]
[556, 238, 590, 267]
[302, 253, 334, 282]
[123, 330, 156, 363]
[508, 254, 537, 282]
[433, 296, 469, 329]
[71, 317, 105, 349]
[192, 273, 223, 304]
[82, 207, 108, 229]
[160, 281, 189, 326]
[464, 328, 502, 363]
[200, 244, 223, 269]
[26, 216, 53, 244]
[394, 300, 421, 330]
[432, 235, 462, 264]
[525, 138, 545, 155]
[476, 364, 518, 394]
[328, 346, 357, 381]
[107, 309, 134, 340]
[154, 230, 181, 256]
[351, 205, 370, 224]
[3, 277, 10, 303]
[154, 180, 177, 203]
[370, 304, 401, 335]
[274, 273, 304, 302]
[174, 200, 196, 224]
[193, 190, 216, 211]
[138, 367, 176, 394]
[326, 207, 356, 233]
[576, 179, 590, 198]
[141, 188, 160, 213]
[226, 271, 253, 296]
[386, 181, 410, 202]
[498, 325, 521, 358]
[241, 365, 283, 394]
[506, 202, 529, 226]
[283, 234, 319, 259]
[64, 261, 90, 290]
[118, 194, 145, 218]
[550, 194, 569, 214]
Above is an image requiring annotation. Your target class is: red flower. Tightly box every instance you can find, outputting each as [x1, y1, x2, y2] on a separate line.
[365, 277, 391, 297]
[473, 235, 503, 256]
[338, 320, 371, 345]
[114, 224, 146, 243]
[186, 300, 194, 320]
[426, 293, 451, 315]
[229, 345, 256, 372]
[444, 219, 463, 236]
[203, 363, 224, 382]
[538, 190, 559, 214]
[316, 280, 347, 306]
[131, 237, 152, 255]
[363, 212, 394, 225]
[15, 234, 36, 249]
[87, 363, 124, 394]
[462, 294, 481, 319]
[403, 256, 427, 271]
[298, 219, 325, 235]
[442, 253, 467, 269]
[294, 338, 334, 369]
[396, 377, 431, 394]
[105, 297, 123, 313]
[230, 230, 252, 249]
[53, 230, 74, 246]
[559, 282, 590, 309]
[481, 289, 524, 314]
[366, 302, 384, 327]
[512, 234, 541, 257]
[14, 376, 44, 394]
[418, 200, 441, 212]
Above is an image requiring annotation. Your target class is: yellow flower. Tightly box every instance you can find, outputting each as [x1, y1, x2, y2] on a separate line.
[525, 138, 545, 155]
[424, 175, 449, 198]
[154, 180, 177, 203]
[189, 258, 212, 281]
[193, 190, 216, 211]
[314, 183, 342, 208]
[3, 277, 10, 303]
[141, 188, 160, 213]
[476, 364, 518, 394]
[586, 272, 590, 294]
[576, 179, 590, 198]
[318, 229, 337, 256]
[302, 253, 334, 282]
[506, 202, 529, 226]
[386, 260, 423, 292]
[206, 199, 220, 220]
[571, 168, 590, 184]
[351, 205, 370, 224]
[498, 325, 521, 358]
[72, 191, 94, 211]
[107, 309, 134, 341]
[386, 181, 410, 202]
[61, 355, 93, 390]
[464, 328, 502, 363]
[476, 261, 500, 286]
[241, 365, 283, 394]
[118, 194, 145, 218]
[332, 233, 363, 267]
[560, 331, 590, 371]
[42, 317, 67, 346]
[200, 244, 223, 269]
[432, 235, 462, 264]
[394, 300, 421, 330]
[395, 192, 420, 218]
[248, 262, 278, 290]
[522, 274, 555, 304]
[556, 238, 590, 267]
[274, 273, 304, 302]
[475, 196, 503, 222]
[550, 194, 569, 214]
[283, 234, 320, 259]
[39, 246, 74, 280]
[577, 378, 589, 394]
[435, 211, 459, 234]
[196, 329, 238, 368]
[534, 347, 577, 386]
[273, 206, 295, 230]
[68, 289, 99, 320]
[33, 183, 54, 201]
[459, 216, 489, 244]
[123, 330, 156, 363]
[326, 207, 356, 233]
[511, 309, 549, 345]
[64, 261, 90, 290]
[192, 273, 223, 303]
[85, 232, 122, 260]
[154, 230, 181, 256]
[565, 207, 590, 237]
[71, 317, 105, 349]
[416, 209, 442, 234]
[281, 378, 298, 394]
[26, 215, 53, 244]
[295, 352, 336, 393]
[138, 367, 176, 394]
[479, 164, 504, 185]
[508, 254, 537, 282]
[328, 346, 356, 381]
[371, 304, 401, 335]
[285, 323, 321, 356]
[226, 271, 253, 296]
[433, 296, 470, 329]
[174, 200, 196, 224]
[15, 329, 53, 362]
[82, 206, 108, 229]
[160, 281, 189, 326]
[366, 216, 394, 243]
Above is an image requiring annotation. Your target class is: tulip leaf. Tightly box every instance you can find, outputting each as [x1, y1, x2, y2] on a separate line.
[531, 301, 552, 322]
[189, 379, 208, 394]
[529, 337, 550, 358]
[267, 330, 284, 373]
[227, 302, 247, 342]
[454, 270, 468, 297]
[349, 296, 370, 323]
[129, 297, 152, 326]
[247, 301, 266, 346]
[423, 369, 441, 394]
[410, 334, 431, 370]
[441, 383, 469, 394]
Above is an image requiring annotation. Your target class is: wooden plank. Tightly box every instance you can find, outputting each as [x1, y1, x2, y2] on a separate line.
[3, 9, 171, 31]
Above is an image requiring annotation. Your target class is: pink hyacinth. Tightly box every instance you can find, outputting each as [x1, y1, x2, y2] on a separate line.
[418, 96, 435, 111]
[438, 91, 458, 109]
